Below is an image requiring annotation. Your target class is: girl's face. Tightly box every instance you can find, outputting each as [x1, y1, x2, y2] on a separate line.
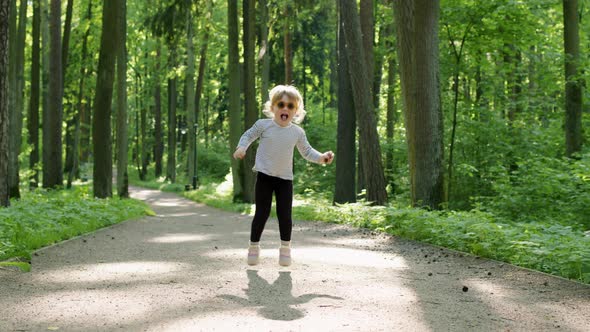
[272, 95, 298, 127]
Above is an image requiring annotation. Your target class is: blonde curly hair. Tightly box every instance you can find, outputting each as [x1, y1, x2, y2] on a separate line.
[262, 85, 306, 124]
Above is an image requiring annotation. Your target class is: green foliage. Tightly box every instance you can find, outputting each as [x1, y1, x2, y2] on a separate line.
[477, 152, 590, 230]
[0, 186, 152, 262]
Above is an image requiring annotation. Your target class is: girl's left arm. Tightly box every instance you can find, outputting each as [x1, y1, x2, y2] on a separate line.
[296, 132, 324, 164]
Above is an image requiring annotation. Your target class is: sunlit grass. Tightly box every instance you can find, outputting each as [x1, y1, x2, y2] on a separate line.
[0, 184, 153, 268]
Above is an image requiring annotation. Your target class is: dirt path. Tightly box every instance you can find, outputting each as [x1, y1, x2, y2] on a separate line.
[1, 187, 589, 331]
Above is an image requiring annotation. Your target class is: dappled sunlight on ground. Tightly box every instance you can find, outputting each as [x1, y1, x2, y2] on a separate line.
[463, 277, 590, 331]
[34, 261, 193, 283]
[28, 288, 154, 326]
[148, 233, 214, 243]
[150, 199, 195, 208]
[156, 212, 199, 218]
[296, 246, 408, 269]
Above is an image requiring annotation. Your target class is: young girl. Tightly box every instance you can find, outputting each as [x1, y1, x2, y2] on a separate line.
[233, 85, 334, 266]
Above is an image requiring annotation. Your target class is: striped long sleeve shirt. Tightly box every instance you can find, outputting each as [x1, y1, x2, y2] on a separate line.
[237, 119, 323, 180]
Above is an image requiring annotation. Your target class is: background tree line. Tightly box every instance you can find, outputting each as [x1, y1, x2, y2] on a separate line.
[0, 0, 587, 220]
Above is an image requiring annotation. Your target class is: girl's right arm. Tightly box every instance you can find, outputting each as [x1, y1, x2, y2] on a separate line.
[234, 120, 265, 159]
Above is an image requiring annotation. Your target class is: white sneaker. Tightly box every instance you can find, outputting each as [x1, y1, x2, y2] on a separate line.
[247, 245, 260, 265]
[279, 247, 291, 266]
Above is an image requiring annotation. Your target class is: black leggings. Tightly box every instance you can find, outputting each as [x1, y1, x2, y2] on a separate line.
[250, 172, 293, 242]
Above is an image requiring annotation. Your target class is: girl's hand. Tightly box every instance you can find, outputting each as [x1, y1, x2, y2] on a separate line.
[233, 147, 246, 160]
[322, 151, 334, 164]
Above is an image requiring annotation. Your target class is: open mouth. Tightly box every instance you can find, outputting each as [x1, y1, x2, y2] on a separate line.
[280, 114, 289, 121]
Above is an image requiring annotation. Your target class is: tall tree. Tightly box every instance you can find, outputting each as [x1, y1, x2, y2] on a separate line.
[61, 0, 74, 177]
[92, 0, 118, 198]
[8, 0, 26, 198]
[334, 2, 356, 204]
[563, 0, 582, 157]
[193, 3, 211, 188]
[243, 0, 256, 203]
[283, 3, 293, 84]
[356, 0, 374, 193]
[43, 0, 63, 188]
[154, 46, 163, 179]
[166, 55, 177, 183]
[340, 0, 387, 205]
[258, 0, 270, 104]
[185, 0, 196, 189]
[28, 0, 41, 188]
[67, 0, 92, 187]
[116, 0, 128, 197]
[0, 0, 10, 206]
[395, 0, 444, 209]
[228, 0, 243, 201]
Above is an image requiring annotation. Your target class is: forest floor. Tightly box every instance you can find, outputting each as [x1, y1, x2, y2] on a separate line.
[0, 186, 589, 331]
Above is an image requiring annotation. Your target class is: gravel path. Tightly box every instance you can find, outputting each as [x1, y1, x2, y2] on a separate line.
[1, 186, 589, 331]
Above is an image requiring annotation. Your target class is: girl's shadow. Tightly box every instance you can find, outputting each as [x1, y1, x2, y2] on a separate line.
[218, 270, 343, 321]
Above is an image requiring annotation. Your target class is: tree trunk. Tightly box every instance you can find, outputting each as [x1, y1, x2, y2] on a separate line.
[68, 0, 91, 186]
[563, 0, 582, 157]
[228, 0, 243, 201]
[334, 3, 356, 204]
[413, 0, 444, 209]
[61, 0, 72, 81]
[0, 0, 10, 206]
[62, 0, 74, 178]
[8, 0, 26, 198]
[92, 0, 118, 198]
[258, 0, 270, 104]
[193, 17, 210, 188]
[396, 0, 444, 209]
[154, 46, 163, 178]
[385, 37, 396, 188]
[29, 0, 41, 188]
[185, 1, 196, 188]
[243, 0, 256, 203]
[43, 0, 63, 189]
[357, 0, 374, 193]
[395, 0, 415, 201]
[116, 0, 128, 197]
[444, 22, 470, 204]
[166, 47, 177, 183]
[283, 3, 293, 84]
[340, 0, 387, 205]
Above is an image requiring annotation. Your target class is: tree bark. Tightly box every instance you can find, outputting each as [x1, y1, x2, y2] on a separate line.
[413, 0, 444, 209]
[68, 0, 91, 187]
[563, 0, 582, 157]
[193, 7, 210, 188]
[243, 0, 256, 203]
[385, 31, 396, 188]
[154, 46, 162, 178]
[43, 0, 63, 189]
[29, 0, 41, 188]
[395, 0, 444, 209]
[8, 0, 26, 198]
[185, 0, 196, 188]
[334, 3, 356, 204]
[92, 0, 118, 198]
[166, 48, 177, 183]
[340, 0, 387, 205]
[116, 0, 128, 197]
[283, 3, 293, 84]
[228, 0, 243, 201]
[0, 0, 10, 206]
[258, 0, 270, 104]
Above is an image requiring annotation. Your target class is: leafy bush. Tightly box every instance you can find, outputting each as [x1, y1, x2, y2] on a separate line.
[476, 153, 590, 230]
[0, 186, 152, 262]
